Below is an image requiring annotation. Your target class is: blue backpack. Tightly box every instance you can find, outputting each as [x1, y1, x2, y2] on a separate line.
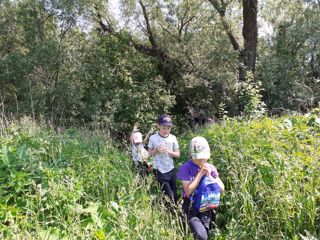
[192, 176, 221, 212]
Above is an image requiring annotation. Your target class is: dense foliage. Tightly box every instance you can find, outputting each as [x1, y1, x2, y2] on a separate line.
[1, 0, 320, 139]
[0, 117, 187, 239]
[1, 0, 319, 239]
[1, 114, 319, 239]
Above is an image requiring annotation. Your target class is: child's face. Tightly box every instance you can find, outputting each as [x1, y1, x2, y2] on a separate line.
[158, 125, 172, 137]
[192, 158, 208, 167]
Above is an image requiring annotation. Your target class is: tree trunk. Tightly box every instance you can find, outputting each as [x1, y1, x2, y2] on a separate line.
[209, 0, 258, 81]
[241, 0, 258, 81]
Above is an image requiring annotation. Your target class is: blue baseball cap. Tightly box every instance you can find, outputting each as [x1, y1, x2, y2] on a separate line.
[158, 114, 173, 126]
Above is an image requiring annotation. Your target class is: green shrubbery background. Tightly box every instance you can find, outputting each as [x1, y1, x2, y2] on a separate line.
[0, 114, 319, 239]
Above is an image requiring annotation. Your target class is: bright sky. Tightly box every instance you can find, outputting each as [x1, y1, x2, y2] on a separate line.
[108, 0, 121, 19]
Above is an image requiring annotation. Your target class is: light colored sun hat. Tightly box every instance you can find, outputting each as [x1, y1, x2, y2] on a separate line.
[190, 136, 210, 160]
[132, 132, 143, 143]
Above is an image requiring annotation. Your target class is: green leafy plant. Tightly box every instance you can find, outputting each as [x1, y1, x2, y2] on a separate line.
[238, 72, 267, 118]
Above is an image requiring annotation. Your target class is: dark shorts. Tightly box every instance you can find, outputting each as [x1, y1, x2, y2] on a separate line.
[153, 168, 178, 203]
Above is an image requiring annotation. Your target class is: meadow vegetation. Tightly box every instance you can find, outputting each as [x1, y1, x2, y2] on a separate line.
[0, 114, 319, 239]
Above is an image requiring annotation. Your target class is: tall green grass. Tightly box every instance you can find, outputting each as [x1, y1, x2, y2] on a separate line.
[0, 115, 319, 239]
[0, 118, 188, 239]
[178, 115, 319, 239]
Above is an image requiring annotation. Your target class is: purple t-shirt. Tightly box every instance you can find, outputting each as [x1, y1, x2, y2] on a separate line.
[177, 159, 218, 197]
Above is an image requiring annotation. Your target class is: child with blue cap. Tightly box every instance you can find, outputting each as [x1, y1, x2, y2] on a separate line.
[148, 114, 180, 204]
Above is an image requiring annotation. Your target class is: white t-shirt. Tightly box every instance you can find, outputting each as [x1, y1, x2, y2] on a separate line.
[132, 143, 149, 165]
[148, 132, 179, 173]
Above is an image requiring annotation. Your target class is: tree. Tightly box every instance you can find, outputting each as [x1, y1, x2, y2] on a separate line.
[208, 0, 258, 81]
[257, 0, 320, 113]
[76, 32, 175, 137]
[0, 0, 96, 122]
[97, 0, 239, 118]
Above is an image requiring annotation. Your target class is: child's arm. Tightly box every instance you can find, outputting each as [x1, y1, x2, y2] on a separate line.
[208, 164, 224, 192]
[148, 147, 158, 156]
[166, 148, 180, 158]
[143, 126, 154, 145]
[216, 177, 225, 193]
[150, 145, 180, 158]
[182, 164, 211, 197]
[207, 171, 225, 193]
[210, 164, 218, 178]
[147, 135, 157, 156]
[163, 137, 180, 158]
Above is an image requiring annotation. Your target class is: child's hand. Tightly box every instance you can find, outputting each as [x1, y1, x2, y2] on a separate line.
[145, 162, 153, 172]
[157, 145, 167, 153]
[147, 127, 154, 135]
[199, 163, 211, 177]
[133, 123, 139, 132]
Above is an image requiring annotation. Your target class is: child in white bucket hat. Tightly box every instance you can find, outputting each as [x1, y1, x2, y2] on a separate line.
[130, 124, 153, 176]
[177, 136, 224, 240]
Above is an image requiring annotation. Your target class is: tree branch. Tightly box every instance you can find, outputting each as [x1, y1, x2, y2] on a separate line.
[179, 14, 196, 40]
[138, 0, 157, 49]
[208, 0, 240, 51]
[157, 21, 180, 42]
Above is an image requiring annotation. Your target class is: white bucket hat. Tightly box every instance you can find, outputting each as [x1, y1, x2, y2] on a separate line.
[132, 132, 143, 143]
[190, 136, 210, 160]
